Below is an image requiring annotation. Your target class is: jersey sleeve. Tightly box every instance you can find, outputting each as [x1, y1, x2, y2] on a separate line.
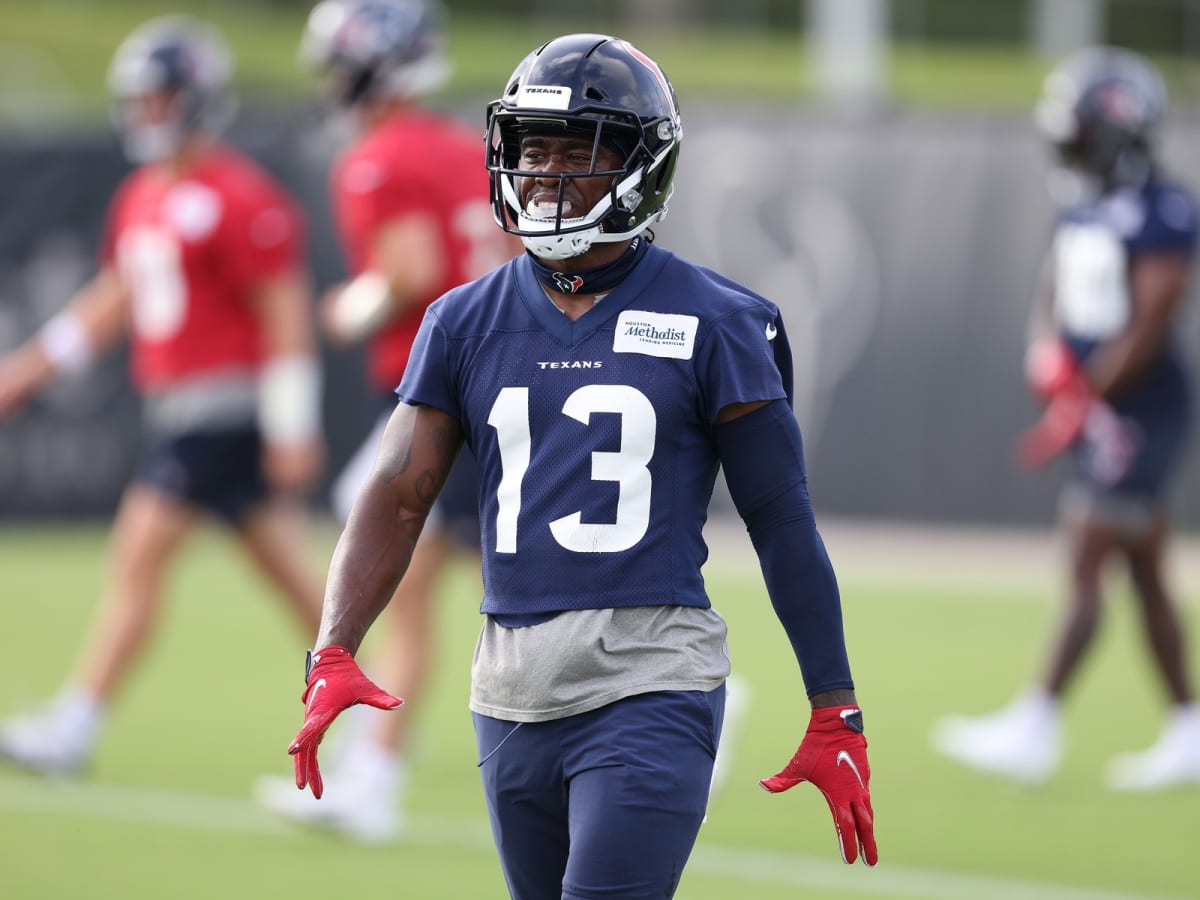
[223, 178, 306, 286]
[1129, 184, 1199, 256]
[332, 146, 434, 276]
[694, 303, 792, 423]
[340, 150, 431, 232]
[396, 307, 461, 418]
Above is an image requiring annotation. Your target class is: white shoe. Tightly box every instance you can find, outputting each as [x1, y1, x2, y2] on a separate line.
[1106, 712, 1200, 792]
[254, 749, 404, 844]
[0, 704, 94, 776]
[931, 695, 1060, 785]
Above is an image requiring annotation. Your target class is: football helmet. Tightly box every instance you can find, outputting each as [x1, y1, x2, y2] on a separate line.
[300, 0, 450, 108]
[1035, 46, 1166, 195]
[107, 16, 236, 163]
[485, 34, 682, 260]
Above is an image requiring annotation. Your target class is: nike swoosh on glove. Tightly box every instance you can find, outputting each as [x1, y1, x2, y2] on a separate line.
[760, 705, 878, 866]
[287, 645, 403, 799]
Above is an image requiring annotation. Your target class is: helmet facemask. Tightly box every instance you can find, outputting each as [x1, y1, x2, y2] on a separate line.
[484, 34, 682, 261]
[488, 112, 676, 260]
[107, 17, 236, 164]
[112, 92, 191, 163]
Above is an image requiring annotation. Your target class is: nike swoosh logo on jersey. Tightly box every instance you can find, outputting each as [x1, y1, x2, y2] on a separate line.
[765, 322, 778, 341]
[836, 750, 865, 788]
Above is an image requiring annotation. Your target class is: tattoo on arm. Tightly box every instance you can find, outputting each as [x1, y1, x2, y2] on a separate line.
[377, 405, 461, 509]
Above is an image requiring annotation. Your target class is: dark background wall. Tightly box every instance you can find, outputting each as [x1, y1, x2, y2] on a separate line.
[2, 107, 1198, 524]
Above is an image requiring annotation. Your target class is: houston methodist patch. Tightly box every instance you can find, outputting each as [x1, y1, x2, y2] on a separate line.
[613, 311, 699, 359]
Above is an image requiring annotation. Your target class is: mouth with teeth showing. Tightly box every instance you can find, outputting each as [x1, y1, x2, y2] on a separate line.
[526, 194, 580, 220]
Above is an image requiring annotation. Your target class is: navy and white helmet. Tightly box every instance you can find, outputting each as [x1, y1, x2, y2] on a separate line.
[485, 34, 682, 260]
[108, 16, 236, 163]
[300, 0, 450, 108]
[1035, 46, 1166, 192]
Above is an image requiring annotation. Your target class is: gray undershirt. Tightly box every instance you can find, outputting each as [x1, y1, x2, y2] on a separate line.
[469, 604, 731, 723]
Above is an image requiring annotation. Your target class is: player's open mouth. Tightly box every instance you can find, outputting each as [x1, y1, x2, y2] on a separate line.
[526, 197, 577, 219]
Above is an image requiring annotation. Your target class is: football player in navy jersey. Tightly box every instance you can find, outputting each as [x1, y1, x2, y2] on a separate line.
[283, 34, 876, 897]
[934, 47, 1200, 791]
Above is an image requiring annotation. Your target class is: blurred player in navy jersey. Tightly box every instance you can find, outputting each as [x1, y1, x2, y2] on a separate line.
[254, 0, 520, 842]
[934, 47, 1200, 791]
[283, 33, 876, 897]
[0, 17, 326, 775]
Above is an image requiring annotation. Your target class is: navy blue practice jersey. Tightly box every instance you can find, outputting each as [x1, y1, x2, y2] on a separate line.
[1053, 176, 1198, 358]
[1053, 176, 1199, 494]
[398, 244, 792, 616]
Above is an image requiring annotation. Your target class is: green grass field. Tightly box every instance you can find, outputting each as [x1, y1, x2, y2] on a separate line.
[1, 520, 1198, 899]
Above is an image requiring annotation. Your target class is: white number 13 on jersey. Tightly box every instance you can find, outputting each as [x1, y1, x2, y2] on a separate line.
[487, 384, 656, 554]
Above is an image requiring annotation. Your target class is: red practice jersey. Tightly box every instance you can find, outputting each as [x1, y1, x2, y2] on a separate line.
[102, 142, 305, 391]
[332, 109, 513, 391]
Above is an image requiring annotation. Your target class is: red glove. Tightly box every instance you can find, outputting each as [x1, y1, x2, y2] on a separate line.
[1016, 337, 1099, 470]
[1024, 337, 1079, 400]
[760, 706, 877, 866]
[287, 645, 403, 799]
[1016, 373, 1093, 471]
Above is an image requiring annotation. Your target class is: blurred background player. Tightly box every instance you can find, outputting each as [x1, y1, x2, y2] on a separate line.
[0, 16, 326, 776]
[254, 0, 519, 842]
[933, 47, 1200, 791]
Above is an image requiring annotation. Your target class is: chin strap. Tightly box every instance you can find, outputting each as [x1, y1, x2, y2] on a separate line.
[526, 235, 649, 295]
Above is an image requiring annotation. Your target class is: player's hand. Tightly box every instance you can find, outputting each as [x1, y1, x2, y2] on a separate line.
[1016, 374, 1093, 470]
[1024, 337, 1079, 400]
[288, 646, 403, 799]
[263, 438, 325, 494]
[759, 706, 877, 866]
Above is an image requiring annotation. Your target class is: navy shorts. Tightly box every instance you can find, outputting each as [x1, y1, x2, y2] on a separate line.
[473, 687, 724, 900]
[133, 427, 268, 525]
[1071, 358, 1192, 503]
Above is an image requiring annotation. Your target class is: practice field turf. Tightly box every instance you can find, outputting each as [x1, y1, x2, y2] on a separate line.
[1, 520, 1198, 900]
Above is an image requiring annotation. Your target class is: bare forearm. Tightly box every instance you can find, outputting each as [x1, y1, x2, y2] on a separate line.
[314, 401, 462, 653]
[316, 481, 426, 653]
[1087, 328, 1165, 398]
[1090, 254, 1186, 398]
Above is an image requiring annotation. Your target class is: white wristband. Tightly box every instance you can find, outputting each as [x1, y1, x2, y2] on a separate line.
[328, 271, 394, 342]
[38, 312, 94, 375]
[259, 354, 322, 446]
